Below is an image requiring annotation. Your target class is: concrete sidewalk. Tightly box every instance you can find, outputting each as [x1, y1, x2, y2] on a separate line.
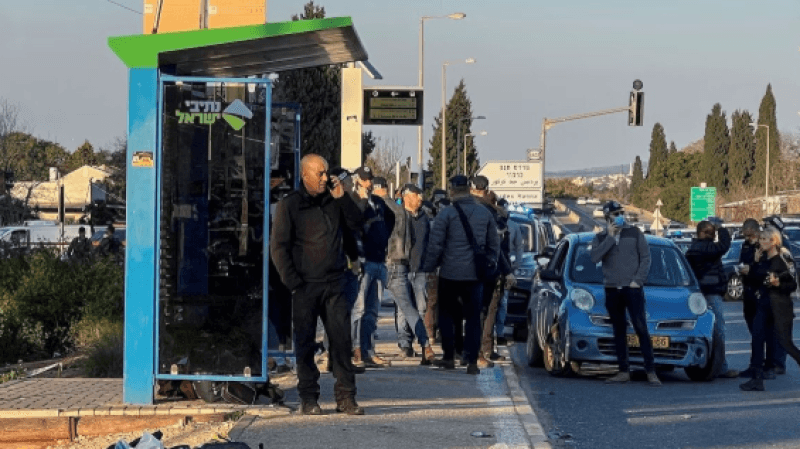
[230, 310, 550, 449]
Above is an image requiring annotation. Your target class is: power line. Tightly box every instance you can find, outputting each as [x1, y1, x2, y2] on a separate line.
[105, 0, 142, 15]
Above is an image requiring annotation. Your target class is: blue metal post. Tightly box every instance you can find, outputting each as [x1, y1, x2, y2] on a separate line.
[124, 68, 159, 405]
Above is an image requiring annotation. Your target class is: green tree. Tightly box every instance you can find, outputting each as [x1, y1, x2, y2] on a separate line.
[427, 80, 477, 189]
[66, 140, 99, 172]
[669, 141, 678, 155]
[630, 155, 644, 194]
[752, 84, 781, 195]
[728, 110, 755, 188]
[701, 103, 730, 191]
[646, 123, 668, 186]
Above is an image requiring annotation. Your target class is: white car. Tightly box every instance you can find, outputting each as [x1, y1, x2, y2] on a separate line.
[588, 197, 601, 205]
[577, 197, 587, 205]
[592, 207, 604, 218]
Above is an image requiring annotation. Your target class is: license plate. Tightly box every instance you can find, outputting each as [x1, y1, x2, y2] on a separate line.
[627, 334, 670, 349]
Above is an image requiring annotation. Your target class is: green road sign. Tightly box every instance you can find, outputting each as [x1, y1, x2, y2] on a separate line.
[691, 187, 716, 222]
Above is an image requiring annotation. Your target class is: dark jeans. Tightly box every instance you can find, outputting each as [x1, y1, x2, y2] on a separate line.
[438, 277, 483, 364]
[770, 293, 800, 367]
[743, 289, 785, 370]
[748, 292, 776, 373]
[605, 287, 655, 372]
[386, 264, 429, 348]
[480, 277, 504, 356]
[293, 280, 357, 402]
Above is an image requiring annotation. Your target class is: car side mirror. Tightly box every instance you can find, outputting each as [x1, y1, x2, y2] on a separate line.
[539, 268, 560, 282]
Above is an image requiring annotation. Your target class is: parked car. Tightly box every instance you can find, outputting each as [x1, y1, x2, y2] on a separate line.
[588, 197, 601, 205]
[592, 207, 604, 219]
[506, 214, 552, 341]
[525, 233, 722, 381]
[577, 197, 587, 205]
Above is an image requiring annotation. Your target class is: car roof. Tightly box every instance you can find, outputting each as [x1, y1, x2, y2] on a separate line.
[568, 231, 676, 248]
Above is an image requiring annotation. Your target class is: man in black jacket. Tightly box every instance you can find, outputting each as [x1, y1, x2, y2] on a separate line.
[685, 218, 739, 378]
[271, 154, 365, 415]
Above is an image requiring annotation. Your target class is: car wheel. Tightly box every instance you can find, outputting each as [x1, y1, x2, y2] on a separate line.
[526, 316, 543, 367]
[513, 324, 527, 342]
[726, 275, 743, 301]
[684, 323, 725, 382]
[542, 321, 573, 377]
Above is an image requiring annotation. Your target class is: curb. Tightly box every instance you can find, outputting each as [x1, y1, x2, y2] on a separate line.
[498, 347, 552, 449]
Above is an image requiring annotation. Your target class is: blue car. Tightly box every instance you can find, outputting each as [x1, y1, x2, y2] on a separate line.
[525, 233, 723, 381]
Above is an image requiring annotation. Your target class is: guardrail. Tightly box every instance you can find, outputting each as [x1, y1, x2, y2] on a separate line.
[553, 199, 604, 233]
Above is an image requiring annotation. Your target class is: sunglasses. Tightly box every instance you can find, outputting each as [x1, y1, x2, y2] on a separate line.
[610, 211, 624, 217]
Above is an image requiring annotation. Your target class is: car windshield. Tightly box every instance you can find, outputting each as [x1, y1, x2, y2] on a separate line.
[571, 243, 695, 287]
[722, 240, 742, 262]
[784, 228, 800, 243]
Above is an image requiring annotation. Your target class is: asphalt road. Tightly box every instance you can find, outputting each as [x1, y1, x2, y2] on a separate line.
[511, 300, 800, 449]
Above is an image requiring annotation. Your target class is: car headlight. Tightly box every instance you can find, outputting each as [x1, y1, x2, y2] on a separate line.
[514, 268, 533, 278]
[688, 292, 707, 315]
[571, 288, 595, 312]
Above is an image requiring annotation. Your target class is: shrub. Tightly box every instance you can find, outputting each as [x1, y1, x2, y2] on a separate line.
[80, 321, 123, 378]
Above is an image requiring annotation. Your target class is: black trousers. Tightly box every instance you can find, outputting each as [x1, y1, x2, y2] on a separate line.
[438, 277, 483, 364]
[743, 287, 785, 370]
[770, 293, 800, 367]
[293, 279, 356, 402]
[605, 287, 655, 372]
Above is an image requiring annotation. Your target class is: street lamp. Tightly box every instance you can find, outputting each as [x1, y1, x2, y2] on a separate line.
[750, 122, 770, 198]
[441, 58, 476, 188]
[458, 115, 486, 174]
[418, 12, 466, 188]
[463, 131, 487, 177]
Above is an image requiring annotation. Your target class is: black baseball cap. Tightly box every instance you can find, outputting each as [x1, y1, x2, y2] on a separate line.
[449, 175, 469, 187]
[401, 183, 423, 196]
[354, 166, 374, 180]
[469, 175, 489, 190]
[373, 177, 388, 189]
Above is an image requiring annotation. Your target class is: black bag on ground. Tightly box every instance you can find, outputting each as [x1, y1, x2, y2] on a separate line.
[453, 203, 497, 281]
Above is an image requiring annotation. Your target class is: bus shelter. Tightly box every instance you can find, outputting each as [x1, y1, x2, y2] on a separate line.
[109, 17, 369, 405]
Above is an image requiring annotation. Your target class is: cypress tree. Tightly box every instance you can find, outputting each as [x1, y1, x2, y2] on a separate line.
[428, 80, 476, 188]
[752, 84, 781, 195]
[669, 141, 678, 155]
[631, 155, 644, 193]
[646, 123, 668, 186]
[728, 110, 755, 188]
[701, 103, 730, 191]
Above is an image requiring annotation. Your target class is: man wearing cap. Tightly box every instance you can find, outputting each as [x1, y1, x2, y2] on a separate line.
[392, 184, 436, 362]
[422, 175, 499, 375]
[470, 177, 515, 368]
[271, 154, 365, 415]
[351, 169, 392, 368]
[590, 200, 660, 386]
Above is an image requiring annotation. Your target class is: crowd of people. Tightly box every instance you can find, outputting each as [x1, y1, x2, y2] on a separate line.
[270, 154, 799, 415]
[270, 154, 522, 415]
[65, 223, 122, 263]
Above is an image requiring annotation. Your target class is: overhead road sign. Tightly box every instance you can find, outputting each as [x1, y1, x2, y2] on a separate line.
[477, 161, 543, 205]
[690, 187, 716, 222]
[363, 87, 423, 125]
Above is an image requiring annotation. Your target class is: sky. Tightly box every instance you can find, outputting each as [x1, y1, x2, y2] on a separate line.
[1, 0, 799, 172]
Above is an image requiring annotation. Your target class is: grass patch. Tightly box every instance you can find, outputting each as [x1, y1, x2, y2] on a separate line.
[78, 319, 123, 378]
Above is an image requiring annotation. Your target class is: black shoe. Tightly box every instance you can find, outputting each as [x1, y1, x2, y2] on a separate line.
[738, 367, 756, 378]
[401, 347, 415, 358]
[466, 363, 480, 375]
[740, 377, 765, 391]
[489, 352, 507, 362]
[300, 401, 322, 415]
[433, 358, 455, 370]
[763, 369, 776, 380]
[496, 337, 509, 346]
[335, 397, 365, 415]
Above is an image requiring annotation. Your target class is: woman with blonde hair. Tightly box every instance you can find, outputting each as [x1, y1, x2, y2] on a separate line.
[741, 227, 799, 391]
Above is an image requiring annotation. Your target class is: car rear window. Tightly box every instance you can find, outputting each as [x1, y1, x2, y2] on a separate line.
[571, 244, 695, 287]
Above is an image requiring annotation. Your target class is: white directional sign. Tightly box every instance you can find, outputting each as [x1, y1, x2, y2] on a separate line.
[476, 161, 543, 206]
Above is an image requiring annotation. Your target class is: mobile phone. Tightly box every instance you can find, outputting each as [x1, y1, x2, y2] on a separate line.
[327, 171, 348, 190]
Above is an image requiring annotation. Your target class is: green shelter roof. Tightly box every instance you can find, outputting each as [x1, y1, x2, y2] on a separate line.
[108, 17, 368, 77]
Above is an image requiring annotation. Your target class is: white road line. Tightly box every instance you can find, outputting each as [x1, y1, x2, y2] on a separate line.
[625, 396, 800, 415]
[497, 346, 552, 449]
[475, 356, 531, 449]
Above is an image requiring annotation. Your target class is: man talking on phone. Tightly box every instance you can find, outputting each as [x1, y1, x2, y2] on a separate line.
[271, 154, 365, 415]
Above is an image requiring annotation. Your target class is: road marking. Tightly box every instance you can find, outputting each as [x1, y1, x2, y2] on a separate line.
[625, 396, 800, 415]
[474, 364, 532, 449]
[627, 414, 693, 425]
[496, 347, 552, 449]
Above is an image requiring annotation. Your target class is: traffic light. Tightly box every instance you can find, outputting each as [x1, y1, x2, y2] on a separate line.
[423, 170, 434, 191]
[628, 91, 644, 126]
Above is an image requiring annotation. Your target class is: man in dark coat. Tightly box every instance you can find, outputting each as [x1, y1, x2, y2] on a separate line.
[271, 154, 365, 415]
[685, 218, 739, 378]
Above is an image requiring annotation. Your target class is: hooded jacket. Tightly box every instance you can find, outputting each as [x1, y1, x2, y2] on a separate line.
[270, 183, 363, 291]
